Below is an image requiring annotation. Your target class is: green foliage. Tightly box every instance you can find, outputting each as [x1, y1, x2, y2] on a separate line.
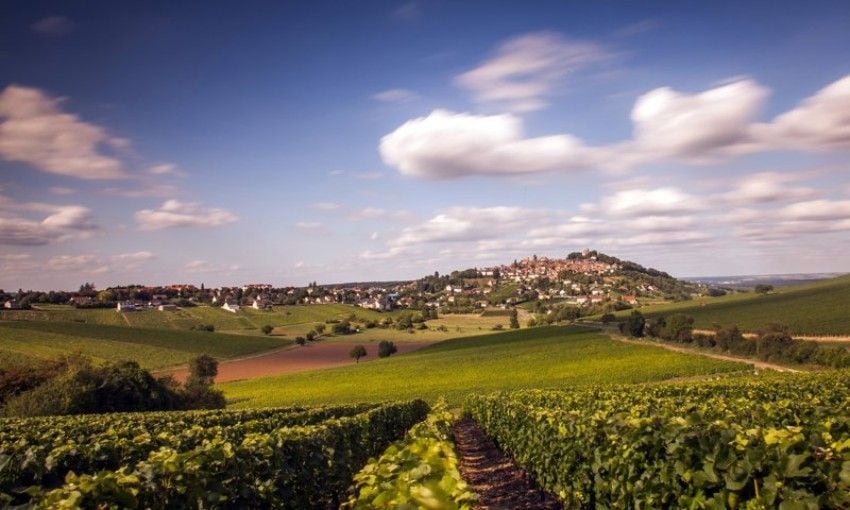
[509, 309, 520, 329]
[2, 360, 183, 418]
[0, 404, 378, 505]
[755, 284, 775, 295]
[600, 313, 616, 324]
[377, 340, 398, 358]
[350, 345, 368, 363]
[465, 372, 850, 508]
[261, 324, 273, 335]
[19, 401, 428, 509]
[624, 310, 646, 337]
[295, 336, 307, 346]
[345, 401, 475, 509]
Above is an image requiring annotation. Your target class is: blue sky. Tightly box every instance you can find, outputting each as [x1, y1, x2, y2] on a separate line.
[1, 0, 850, 290]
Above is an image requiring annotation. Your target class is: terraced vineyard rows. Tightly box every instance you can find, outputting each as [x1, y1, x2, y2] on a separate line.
[466, 371, 850, 508]
[0, 401, 427, 508]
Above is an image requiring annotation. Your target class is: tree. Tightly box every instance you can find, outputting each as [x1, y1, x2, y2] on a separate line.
[349, 345, 367, 363]
[378, 340, 398, 358]
[295, 336, 307, 346]
[314, 323, 326, 334]
[600, 313, 616, 324]
[625, 310, 646, 337]
[509, 309, 520, 329]
[187, 354, 218, 387]
[261, 325, 274, 335]
[754, 284, 774, 295]
[661, 313, 694, 342]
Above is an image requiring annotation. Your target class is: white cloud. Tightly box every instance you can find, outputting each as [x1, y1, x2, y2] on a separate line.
[779, 199, 850, 221]
[0, 85, 126, 179]
[134, 200, 238, 230]
[46, 254, 97, 271]
[380, 109, 595, 179]
[758, 75, 850, 150]
[372, 89, 419, 103]
[0, 195, 99, 246]
[30, 16, 75, 36]
[184, 259, 241, 274]
[110, 251, 155, 269]
[593, 187, 703, 217]
[381, 74, 850, 180]
[723, 172, 814, 204]
[147, 163, 182, 176]
[455, 31, 609, 112]
[626, 78, 769, 162]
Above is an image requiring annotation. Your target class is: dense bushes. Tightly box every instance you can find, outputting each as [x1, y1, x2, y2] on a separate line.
[637, 313, 850, 368]
[35, 401, 429, 509]
[2, 354, 225, 417]
[466, 372, 850, 508]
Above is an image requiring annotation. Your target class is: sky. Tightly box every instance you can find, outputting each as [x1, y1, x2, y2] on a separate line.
[1, 0, 850, 290]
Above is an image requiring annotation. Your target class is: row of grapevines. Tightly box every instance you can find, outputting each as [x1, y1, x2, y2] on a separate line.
[466, 371, 850, 509]
[0, 403, 377, 505]
[32, 400, 428, 509]
[345, 400, 476, 509]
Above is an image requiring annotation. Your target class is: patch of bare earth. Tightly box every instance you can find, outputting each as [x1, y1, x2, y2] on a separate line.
[167, 340, 433, 383]
[453, 418, 562, 510]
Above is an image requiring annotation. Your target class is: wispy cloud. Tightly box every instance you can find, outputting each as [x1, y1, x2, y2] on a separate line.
[135, 200, 238, 230]
[30, 16, 75, 36]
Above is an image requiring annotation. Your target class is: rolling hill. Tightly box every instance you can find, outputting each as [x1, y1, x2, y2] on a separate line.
[614, 274, 850, 336]
[222, 326, 745, 407]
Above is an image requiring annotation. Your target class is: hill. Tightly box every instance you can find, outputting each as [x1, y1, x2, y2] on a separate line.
[222, 326, 745, 407]
[0, 321, 288, 370]
[611, 274, 850, 336]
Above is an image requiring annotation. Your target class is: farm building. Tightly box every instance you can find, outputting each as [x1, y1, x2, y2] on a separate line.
[158, 304, 178, 311]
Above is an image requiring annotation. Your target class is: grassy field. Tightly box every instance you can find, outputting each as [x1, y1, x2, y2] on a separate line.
[0, 303, 402, 335]
[604, 275, 850, 336]
[0, 321, 289, 370]
[222, 326, 746, 407]
[271, 313, 515, 344]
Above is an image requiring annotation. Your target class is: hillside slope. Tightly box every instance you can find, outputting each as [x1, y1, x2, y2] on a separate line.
[223, 326, 744, 407]
[623, 274, 850, 335]
[0, 321, 289, 370]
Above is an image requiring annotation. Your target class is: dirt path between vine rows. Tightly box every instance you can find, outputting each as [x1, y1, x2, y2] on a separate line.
[453, 418, 562, 510]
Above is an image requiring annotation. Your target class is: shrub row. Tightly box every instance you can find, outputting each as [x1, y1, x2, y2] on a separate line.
[466, 372, 850, 508]
[345, 400, 475, 509]
[30, 400, 428, 509]
[0, 403, 377, 505]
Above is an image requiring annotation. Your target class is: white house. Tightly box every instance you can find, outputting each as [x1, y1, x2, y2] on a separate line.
[3, 300, 22, 309]
[222, 301, 241, 313]
[117, 301, 137, 312]
[252, 297, 272, 310]
[158, 303, 178, 311]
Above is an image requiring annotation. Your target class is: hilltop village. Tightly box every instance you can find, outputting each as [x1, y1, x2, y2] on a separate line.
[2, 250, 702, 314]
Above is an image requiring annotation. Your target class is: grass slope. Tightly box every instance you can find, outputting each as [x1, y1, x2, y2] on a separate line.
[621, 274, 850, 335]
[1, 304, 401, 335]
[222, 326, 745, 407]
[0, 321, 289, 370]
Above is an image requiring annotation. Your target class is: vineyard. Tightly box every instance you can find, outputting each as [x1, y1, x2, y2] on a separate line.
[0, 400, 427, 508]
[466, 371, 850, 508]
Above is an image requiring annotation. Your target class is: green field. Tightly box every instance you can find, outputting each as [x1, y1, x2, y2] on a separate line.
[0, 303, 402, 335]
[606, 274, 850, 336]
[0, 321, 289, 370]
[222, 326, 746, 407]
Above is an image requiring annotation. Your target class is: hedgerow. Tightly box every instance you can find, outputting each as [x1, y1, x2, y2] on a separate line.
[345, 400, 476, 509]
[466, 372, 850, 508]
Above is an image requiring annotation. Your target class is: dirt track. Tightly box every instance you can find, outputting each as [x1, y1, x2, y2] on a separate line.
[167, 340, 433, 383]
[453, 418, 562, 510]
